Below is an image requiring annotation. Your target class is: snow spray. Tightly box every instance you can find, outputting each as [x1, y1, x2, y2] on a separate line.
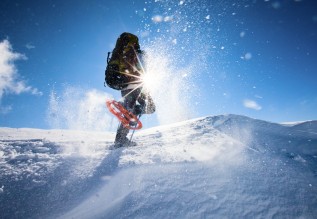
[47, 86, 116, 131]
[136, 0, 217, 126]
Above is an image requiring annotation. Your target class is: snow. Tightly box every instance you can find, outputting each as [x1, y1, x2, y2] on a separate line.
[0, 114, 316, 218]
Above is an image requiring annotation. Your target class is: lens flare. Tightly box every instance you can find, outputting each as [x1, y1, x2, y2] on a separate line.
[140, 66, 164, 94]
[141, 73, 154, 91]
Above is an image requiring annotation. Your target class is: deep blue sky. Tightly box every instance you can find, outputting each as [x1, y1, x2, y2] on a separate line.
[0, 0, 316, 130]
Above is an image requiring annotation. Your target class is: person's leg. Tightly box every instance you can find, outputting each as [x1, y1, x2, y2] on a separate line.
[114, 123, 130, 145]
[137, 92, 155, 114]
[122, 88, 140, 112]
[114, 88, 141, 145]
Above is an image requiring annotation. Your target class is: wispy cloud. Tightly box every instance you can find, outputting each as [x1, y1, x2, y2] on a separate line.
[243, 99, 262, 111]
[0, 105, 12, 114]
[25, 43, 35, 49]
[151, 15, 173, 23]
[0, 39, 42, 102]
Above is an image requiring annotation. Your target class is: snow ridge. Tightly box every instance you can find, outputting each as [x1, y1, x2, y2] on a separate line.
[0, 114, 316, 218]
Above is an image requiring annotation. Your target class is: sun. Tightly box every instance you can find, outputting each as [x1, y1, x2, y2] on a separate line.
[141, 72, 154, 90]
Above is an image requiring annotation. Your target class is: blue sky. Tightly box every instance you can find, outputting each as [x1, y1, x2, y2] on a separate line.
[0, 0, 316, 130]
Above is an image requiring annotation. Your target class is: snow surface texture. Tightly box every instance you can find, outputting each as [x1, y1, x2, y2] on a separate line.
[0, 115, 316, 218]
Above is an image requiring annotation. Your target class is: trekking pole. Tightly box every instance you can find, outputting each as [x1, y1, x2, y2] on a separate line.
[129, 114, 142, 146]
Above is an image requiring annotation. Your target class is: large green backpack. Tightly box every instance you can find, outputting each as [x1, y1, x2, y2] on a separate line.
[105, 32, 141, 90]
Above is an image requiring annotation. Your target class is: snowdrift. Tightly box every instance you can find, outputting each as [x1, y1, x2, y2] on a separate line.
[0, 114, 316, 218]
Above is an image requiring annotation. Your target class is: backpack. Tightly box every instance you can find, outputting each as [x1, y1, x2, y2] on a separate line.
[105, 32, 141, 90]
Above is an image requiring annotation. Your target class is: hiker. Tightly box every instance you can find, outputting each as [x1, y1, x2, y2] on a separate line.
[105, 32, 155, 147]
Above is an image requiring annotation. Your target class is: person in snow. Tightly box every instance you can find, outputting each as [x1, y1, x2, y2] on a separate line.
[105, 32, 155, 147]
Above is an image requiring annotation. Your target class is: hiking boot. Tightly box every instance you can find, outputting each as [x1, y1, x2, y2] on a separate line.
[114, 137, 137, 148]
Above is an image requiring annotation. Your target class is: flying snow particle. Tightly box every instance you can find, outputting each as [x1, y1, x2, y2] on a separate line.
[179, 1, 184, 5]
[240, 31, 246, 38]
[244, 53, 252, 60]
[206, 15, 210, 20]
[172, 39, 177, 45]
[140, 31, 150, 38]
[272, 1, 281, 9]
[221, 46, 225, 50]
[211, 195, 218, 200]
[255, 95, 263, 99]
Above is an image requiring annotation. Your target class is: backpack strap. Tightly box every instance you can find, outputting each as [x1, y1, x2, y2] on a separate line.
[107, 52, 111, 64]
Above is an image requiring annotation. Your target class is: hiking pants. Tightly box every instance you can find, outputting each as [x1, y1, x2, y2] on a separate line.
[115, 88, 155, 143]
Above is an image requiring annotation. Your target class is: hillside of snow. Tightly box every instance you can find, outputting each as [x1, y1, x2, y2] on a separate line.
[0, 114, 317, 218]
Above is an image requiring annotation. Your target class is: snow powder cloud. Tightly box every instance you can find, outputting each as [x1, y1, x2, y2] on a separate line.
[0, 39, 42, 108]
[243, 99, 262, 111]
[142, 43, 197, 125]
[46, 86, 116, 131]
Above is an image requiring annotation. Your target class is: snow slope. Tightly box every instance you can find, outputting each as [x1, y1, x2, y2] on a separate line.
[0, 115, 316, 218]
